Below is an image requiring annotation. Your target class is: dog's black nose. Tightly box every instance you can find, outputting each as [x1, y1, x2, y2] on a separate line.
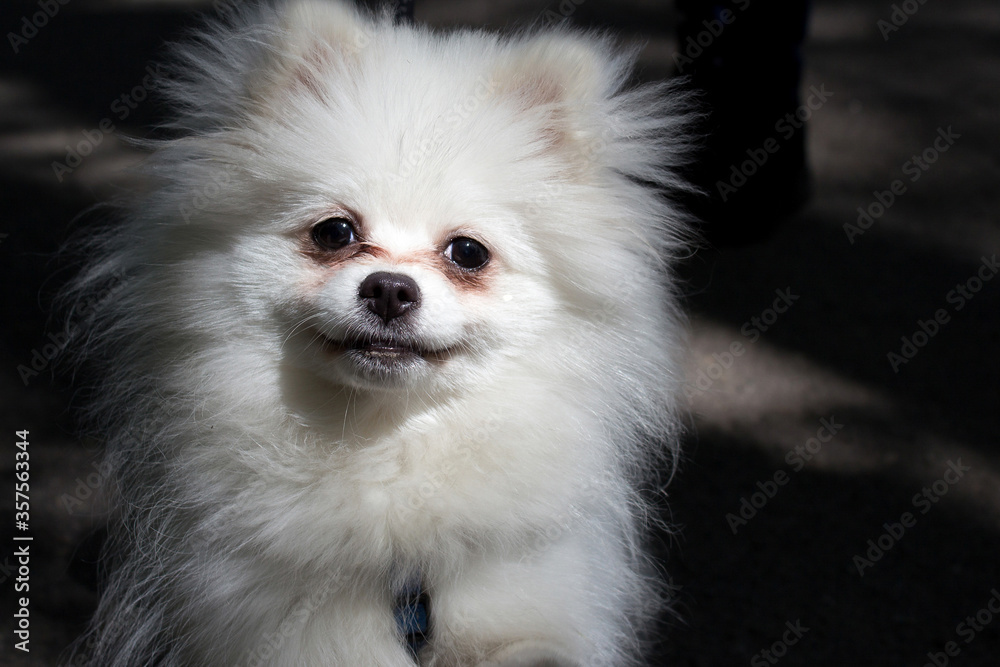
[359, 272, 421, 323]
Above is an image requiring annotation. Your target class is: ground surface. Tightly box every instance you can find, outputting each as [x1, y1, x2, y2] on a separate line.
[0, 0, 998, 665]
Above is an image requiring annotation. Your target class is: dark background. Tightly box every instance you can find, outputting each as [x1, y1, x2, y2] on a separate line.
[1, 0, 998, 665]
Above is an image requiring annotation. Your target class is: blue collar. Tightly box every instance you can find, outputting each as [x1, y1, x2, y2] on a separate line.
[394, 577, 429, 653]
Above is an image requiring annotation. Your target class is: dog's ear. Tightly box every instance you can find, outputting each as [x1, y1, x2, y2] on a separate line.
[258, 0, 373, 106]
[280, 0, 369, 46]
[498, 34, 609, 107]
[494, 34, 624, 162]
[165, 0, 373, 131]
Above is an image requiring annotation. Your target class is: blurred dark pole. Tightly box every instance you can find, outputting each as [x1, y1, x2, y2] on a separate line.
[394, 0, 415, 24]
[676, 1, 812, 245]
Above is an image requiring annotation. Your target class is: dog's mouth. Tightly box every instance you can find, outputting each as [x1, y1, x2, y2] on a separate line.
[315, 330, 453, 369]
[347, 337, 425, 359]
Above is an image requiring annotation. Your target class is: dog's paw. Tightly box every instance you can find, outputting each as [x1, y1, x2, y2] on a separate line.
[475, 639, 580, 667]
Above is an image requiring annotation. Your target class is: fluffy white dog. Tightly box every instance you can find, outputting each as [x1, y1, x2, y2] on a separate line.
[66, 1, 692, 665]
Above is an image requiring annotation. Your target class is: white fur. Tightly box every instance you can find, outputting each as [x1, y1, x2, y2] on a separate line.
[66, 1, 694, 665]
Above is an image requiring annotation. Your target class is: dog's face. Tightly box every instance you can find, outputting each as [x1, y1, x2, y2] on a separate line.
[281, 190, 553, 393]
[152, 1, 676, 402]
[227, 66, 568, 396]
[300, 211, 493, 388]
[179, 4, 610, 397]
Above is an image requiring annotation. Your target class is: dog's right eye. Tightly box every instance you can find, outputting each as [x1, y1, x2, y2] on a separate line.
[312, 218, 357, 250]
[446, 237, 490, 270]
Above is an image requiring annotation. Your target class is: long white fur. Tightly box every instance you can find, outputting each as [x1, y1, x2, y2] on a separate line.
[65, 1, 694, 665]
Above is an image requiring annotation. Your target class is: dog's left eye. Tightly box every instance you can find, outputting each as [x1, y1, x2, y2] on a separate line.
[312, 217, 357, 250]
[446, 237, 490, 270]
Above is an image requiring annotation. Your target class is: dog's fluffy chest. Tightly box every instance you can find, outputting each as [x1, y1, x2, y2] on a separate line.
[235, 407, 588, 567]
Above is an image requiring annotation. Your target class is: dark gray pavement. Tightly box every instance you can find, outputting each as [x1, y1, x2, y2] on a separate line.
[1, 0, 998, 665]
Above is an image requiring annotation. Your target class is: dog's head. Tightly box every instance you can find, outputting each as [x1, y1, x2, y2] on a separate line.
[137, 0, 689, 402]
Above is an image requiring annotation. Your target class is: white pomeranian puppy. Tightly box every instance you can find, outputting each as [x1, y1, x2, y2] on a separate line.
[66, 1, 692, 665]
